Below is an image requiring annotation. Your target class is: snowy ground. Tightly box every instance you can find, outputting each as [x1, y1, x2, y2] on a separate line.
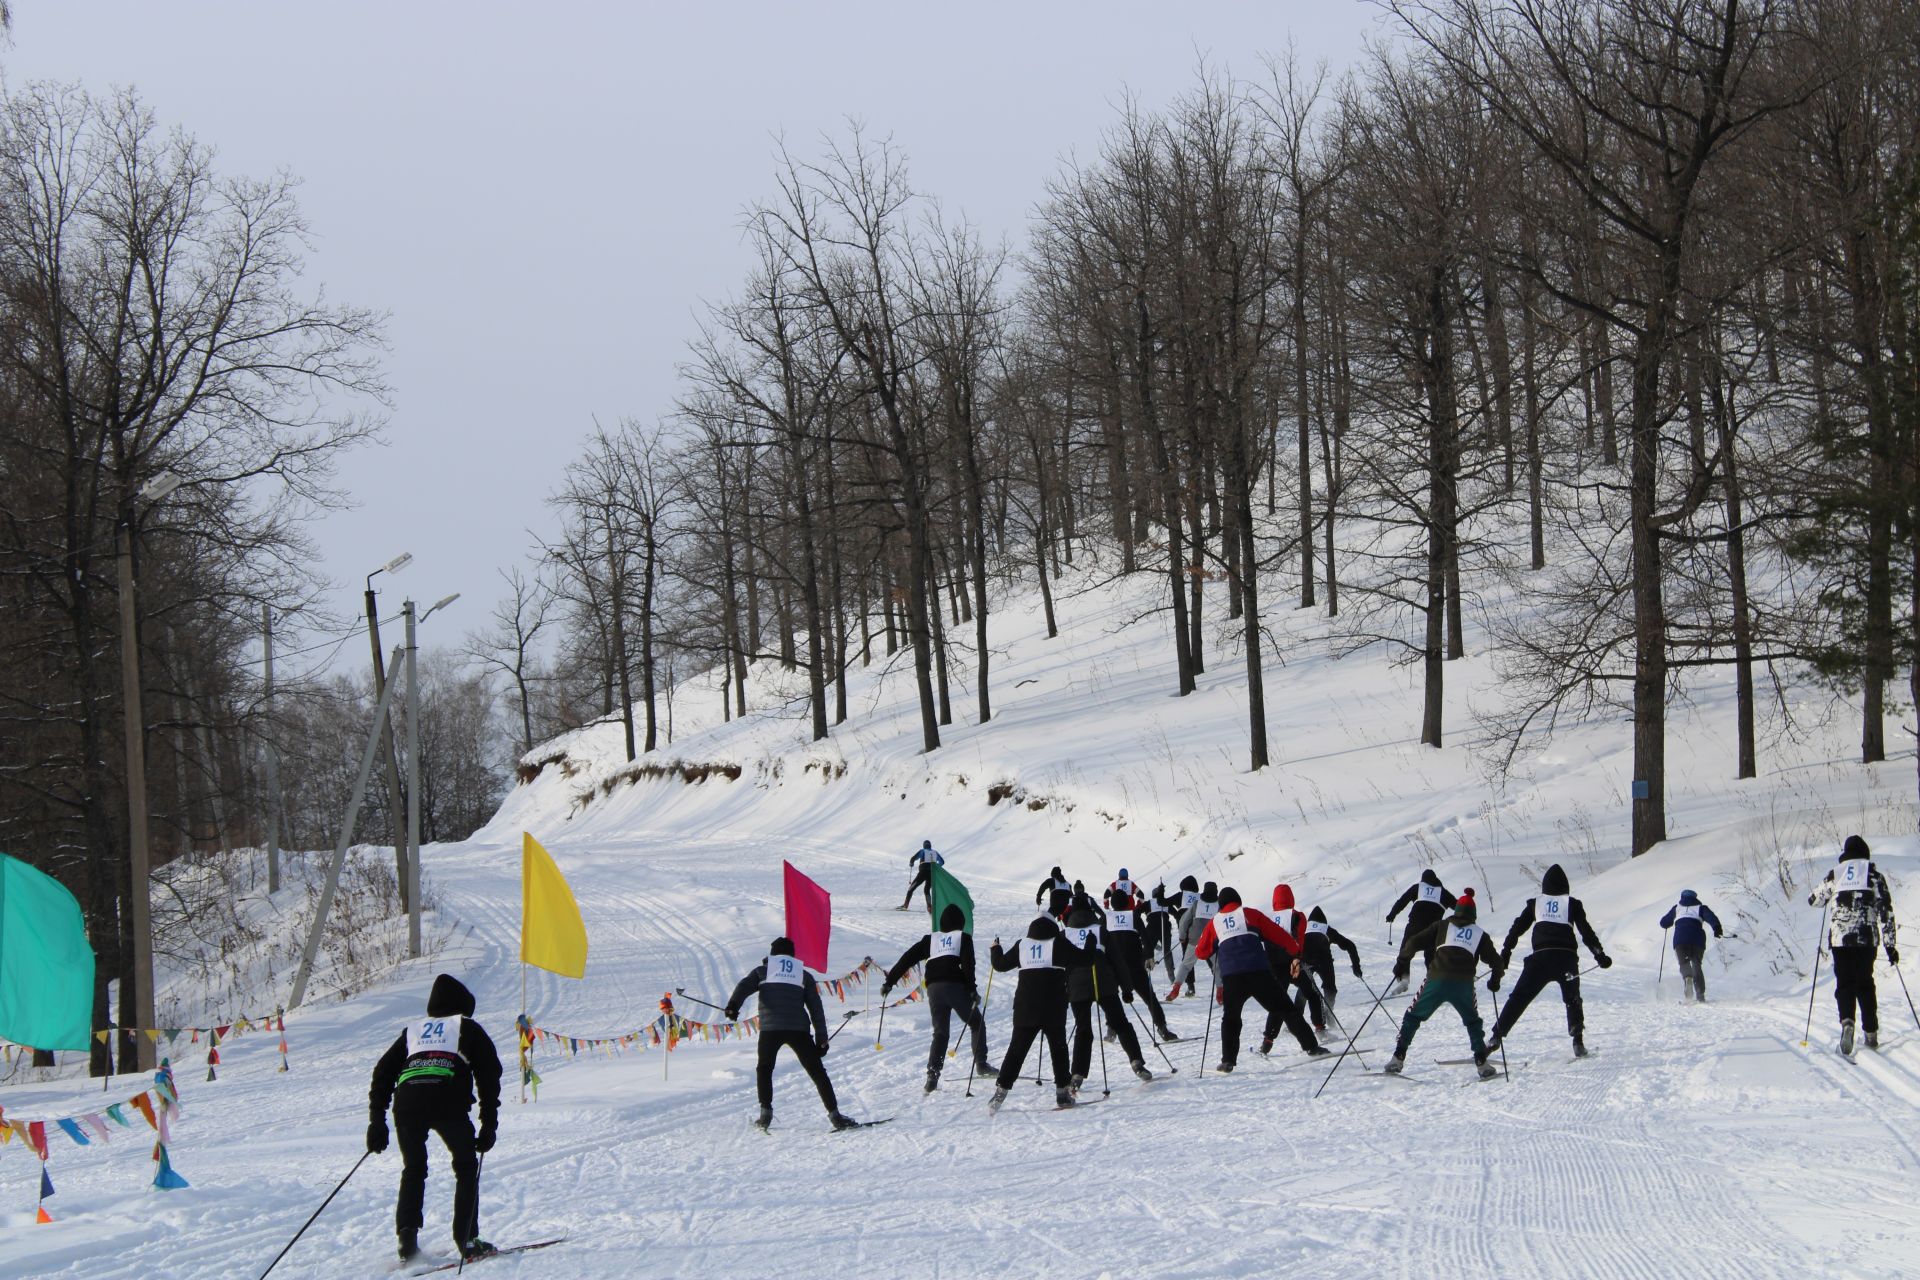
[5, 552, 1919, 1278]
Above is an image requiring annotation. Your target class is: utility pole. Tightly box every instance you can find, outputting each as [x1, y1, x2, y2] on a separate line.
[365, 553, 412, 914]
[117, 470, 182, 1072]
[263, 603, 281, 895]
[404, 599, 422, 959]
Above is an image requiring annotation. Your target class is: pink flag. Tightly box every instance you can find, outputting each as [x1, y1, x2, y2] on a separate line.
[782, 861, 832, 972]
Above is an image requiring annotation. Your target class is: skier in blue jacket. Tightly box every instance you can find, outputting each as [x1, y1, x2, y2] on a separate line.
[1658, 890, 1724, 1003]
[899, 840, 944, 911]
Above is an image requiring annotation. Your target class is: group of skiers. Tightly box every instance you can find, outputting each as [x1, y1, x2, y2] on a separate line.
[359, 833, 1891, 1264]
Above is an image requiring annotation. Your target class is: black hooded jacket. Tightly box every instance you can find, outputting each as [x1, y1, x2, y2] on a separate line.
[991, 916, 1070, 1027]
[885, 905, 978, 990]
[1302, 906, 1362, 970]
[727, 938, 830, 1036]
[1035, 866, 1073, 906]
[1387, 870, 1456, 933]
[1499, 864, 1607, 962]
[1059, 905, 1123, 1002]
[369, 974, 504, 1127]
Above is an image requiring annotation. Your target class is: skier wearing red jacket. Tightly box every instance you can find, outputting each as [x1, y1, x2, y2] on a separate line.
[1193, 887, 1330, 1071]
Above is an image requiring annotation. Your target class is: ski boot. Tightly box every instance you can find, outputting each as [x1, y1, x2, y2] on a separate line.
[1131, 1059, 1152, 1082]
[1215, 1060, 1235, 1074]
[752, 1107, 773, 1132]
[1841, 1019, 1857, 1057]
[976, 1060, 999, 1077]
[1258, 1035, 1275, 1057]
[1305, 1044, 1331, 1057]
[1476, 1057, 1499, 1081]
[1867, 1030, 1881, 1051]
[829, 1111, 861, 1131]
[1572, 1036, 1589, 1059]
[1383, 1053, 1405, 1074]
[1313, 1023, 1327, 1034]
[924, 1069, 940, 1094]
[397, 1231, 420, 1263]
[1069, 1072, 1086, 1093]
[987, 1086, 1009, 1114]
[1390, 974, 1410, 997]
[1156, 1024, 1180, 1042]
[1054, 1087, 1075, 1109]
[1483, 1034, 1502, 1056]
[460, 1239, 497, 1263]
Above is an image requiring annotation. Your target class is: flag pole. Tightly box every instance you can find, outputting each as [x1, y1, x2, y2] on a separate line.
[519, 961, 527, 1104]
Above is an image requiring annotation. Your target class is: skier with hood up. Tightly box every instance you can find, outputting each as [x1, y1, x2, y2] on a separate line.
[1268, 884, 1326, 1029]
[1146, 881, 1177, 972]
[1302, 905, 1364, 1015]
[1167, 881, 1222, 999]
[882, 904, 996, 1091]
[367, 973, 504, 1264]
[1103, 888, 1179, 1042]
[1387, 870, 1456, 993]
[1191, 886, 1329, 1070]
[1060, 899, 1154, 1090]
[1809, 834, 1899, 1055]
[1487, 864, 1611, 1058]
[1658, 890, 1724, 1003]
[987, 914, 1076, 1111]
[725, 938, 862, 1131]
[1385, 890, 1503, 1079]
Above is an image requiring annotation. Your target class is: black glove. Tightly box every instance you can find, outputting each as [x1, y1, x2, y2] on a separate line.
[1596, 954, 1613, 969]
[477, 1119, 497, 1153]
[881, 979, 895, 996]
[815, 1036, 830, 1056]
[1351, 964, 1363, 978]
[366, 1119, 389, 1154]
[1123, 987, 1135, 1004]
[1487, 970, 1502, 993]
[724, 1006, 740, 1022]
[969, 989, 981, 1009]
[1888, 945, 1901, 965]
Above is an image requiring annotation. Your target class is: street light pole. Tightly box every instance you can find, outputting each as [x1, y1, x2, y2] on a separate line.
[263, 603, 281, 895]
[404, 592, 458, 960]
[365, 553, 412, 916]
[117, 470, 181, 1072]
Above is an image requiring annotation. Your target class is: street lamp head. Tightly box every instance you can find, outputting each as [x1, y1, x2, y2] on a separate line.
[422, 592, 462, 623]
[383, 552, 414, 575]
[139, 471, 184, 503]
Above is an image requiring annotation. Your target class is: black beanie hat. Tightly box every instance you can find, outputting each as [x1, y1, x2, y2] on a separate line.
[1218, 886, 1242, 908]
[1180, 875, 1199, 892]
[1843, 835, 1871, 860]
[770, 936, 796, 956]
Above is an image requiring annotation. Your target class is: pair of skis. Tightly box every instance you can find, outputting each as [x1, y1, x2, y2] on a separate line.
[406, 1238, 565, 1275]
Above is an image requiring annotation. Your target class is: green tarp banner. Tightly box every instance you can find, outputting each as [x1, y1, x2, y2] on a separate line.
[0, 853, 95, 1050]
[928, 864, 974, 935]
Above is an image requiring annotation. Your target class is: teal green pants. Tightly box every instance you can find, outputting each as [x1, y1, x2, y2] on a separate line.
[1394, 977, 1487, 1057]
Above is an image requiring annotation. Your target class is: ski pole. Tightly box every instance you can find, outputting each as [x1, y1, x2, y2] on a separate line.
[456, 1153, 485, 1275]
[825, 1011, 861, 1044]
[1124, 991, 1178, 1073]
[672, 988, 731, 1017]
[874, 1000, 889, 1051]
[1198, 965, 1217, 1077]
[1657, 930, 1667, 994]
[257, 1151, 370, 1280]
[1091, 963, 1111, 1097]
[1803, 903, 1828, 1047]
[956, 968, 994, 1061]
[1313, 973, 1392, 1100]
[1487, 985, 1511, 1082]
[1893, 953, 1919, 1033]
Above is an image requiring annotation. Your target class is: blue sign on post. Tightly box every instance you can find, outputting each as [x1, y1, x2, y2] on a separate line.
[1631, 780, 1650, 800]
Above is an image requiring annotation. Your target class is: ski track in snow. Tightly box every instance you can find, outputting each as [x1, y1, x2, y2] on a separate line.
[9, 830, 1920, 1279]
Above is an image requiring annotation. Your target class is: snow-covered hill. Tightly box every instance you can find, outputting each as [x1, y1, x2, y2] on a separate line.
[5, 551, 1918, 1278]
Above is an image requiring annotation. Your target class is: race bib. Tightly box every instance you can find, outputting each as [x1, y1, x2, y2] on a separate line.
[1198, 900, 1220, 921]
[929, 930, 964, 960]
[1674, 903, 1701, 922]
[1182, 891, 1199, 911]
[1835, 860, 1874, 894]
[1018, 939, 1056, 970]
[1537, 895, 1571, 924]
[1306, 919, 1330, 936]
[1275, 910, 1300, 934]
[764, 954, 807, 985]
[1439, 925, 1483, 953]
[1213, 908, 1248, 939]
[1418, 883, 1443, 904]
[406, 1016, 463, 1057]
[1115, 879, 1133, 897]
[1063, 925, 1099, 951]
[1109, 910, 1136, 932]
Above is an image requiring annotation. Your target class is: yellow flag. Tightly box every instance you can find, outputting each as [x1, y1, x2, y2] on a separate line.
[521, 833, 588, 978]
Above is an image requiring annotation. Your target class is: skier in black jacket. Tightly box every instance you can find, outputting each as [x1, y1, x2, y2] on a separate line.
[1035, 866, 1073, 907]
[1810, 834, 1899, 1055]
[1487, 865, 1611, 1058]
[1147, 881, 1177, 972]
[367, 973, 504, 1263]
[883, 904, 996, 1091]
[725, 938, 860, 1131]
[1061, 902, 1153, 1091]
[987, 916, 1076, 1111]
[1387, 870, 1456, 993]
[1301, 905, 1363, 1013]
[1104, 889, 1179, 1042]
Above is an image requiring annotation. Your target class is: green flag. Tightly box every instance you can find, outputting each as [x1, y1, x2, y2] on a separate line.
[0, 853, 95, 1050]
[927, 863, 974, 935]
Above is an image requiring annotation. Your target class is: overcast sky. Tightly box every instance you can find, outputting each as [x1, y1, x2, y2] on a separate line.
[5, 1, 1381, 673]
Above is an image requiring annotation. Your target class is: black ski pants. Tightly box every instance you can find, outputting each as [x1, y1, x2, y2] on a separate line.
[757, 1030, 839, 1112]
[996, 1019, 1070, 1089]
[900, 864, 932, 911]
[1285, 967, 1326, 1026]
[1218, 970, 1315, 1065]
[1150, 913, 1176, 971]
[1492, 950, 1584, 1041]
[926, 981, 991, 1074]
[1673, 945, 1706, 1001]
[1070, 992, 1144, 1077]
[1832, 945, 1879, 1034]
[1111, 940, 1170, 1031]
[394, 1086, 479, 1246]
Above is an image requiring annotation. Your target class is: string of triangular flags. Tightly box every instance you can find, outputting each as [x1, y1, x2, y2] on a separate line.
[517, 958, 890, 1100]
[5, 1010, 290, 1081]
[1, 1061, 189, 1222]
